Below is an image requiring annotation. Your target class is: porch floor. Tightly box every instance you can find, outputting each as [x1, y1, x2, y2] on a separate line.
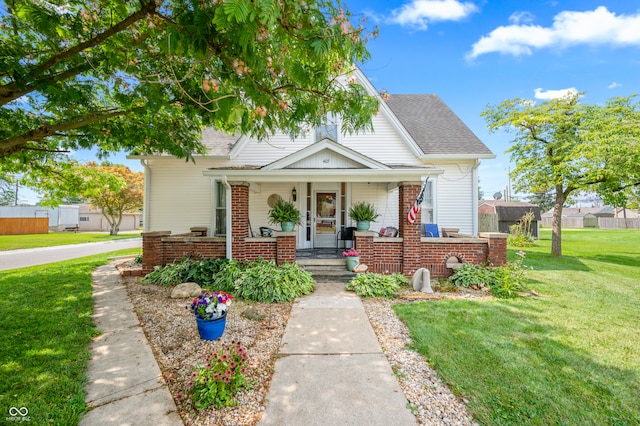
[296, 248, 343, 260]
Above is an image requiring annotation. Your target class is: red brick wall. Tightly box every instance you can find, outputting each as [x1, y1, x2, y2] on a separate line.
[482, 232, 508, 266]
[231, 183, 249, 261]
[419, 239, 488, 277]
[399, 183, 423, 276]
[276, 233, 296, 265]
[355, 232, 403, 274]
[244, 239, 277, 261]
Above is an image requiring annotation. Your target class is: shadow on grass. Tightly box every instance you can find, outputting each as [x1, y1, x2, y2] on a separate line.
[395, 300, 639, 425]
[521, 252, 591, 272]
[589, 254, 640, 268]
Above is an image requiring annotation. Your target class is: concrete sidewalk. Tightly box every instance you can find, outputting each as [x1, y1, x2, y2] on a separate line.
[259, 282, 417, 425]
[80, 263, 182, 426]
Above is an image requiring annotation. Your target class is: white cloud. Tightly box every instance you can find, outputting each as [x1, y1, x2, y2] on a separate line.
[608, 82, 621, 89]
[389, 0, 478, 30]
[533, 87, 578, 100]
[509, 11, 535, 25]
[468, 6, 640, 59]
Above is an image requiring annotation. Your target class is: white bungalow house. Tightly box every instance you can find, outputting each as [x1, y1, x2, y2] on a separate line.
[133, 69, 506, 277]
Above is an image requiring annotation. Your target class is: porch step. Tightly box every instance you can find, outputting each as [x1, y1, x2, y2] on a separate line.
[298, 260, 356, 283]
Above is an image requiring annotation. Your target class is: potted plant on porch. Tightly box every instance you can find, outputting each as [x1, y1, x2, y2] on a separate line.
[348, 201, 380, 231]
[269, 199, 302, 232]
[268, 198, 302, 232]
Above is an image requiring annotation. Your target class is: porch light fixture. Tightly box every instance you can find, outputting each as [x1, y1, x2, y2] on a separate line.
[291, 187, 297, 201]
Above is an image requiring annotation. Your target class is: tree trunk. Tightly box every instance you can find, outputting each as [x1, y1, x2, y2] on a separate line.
[551, 187, 567, 257]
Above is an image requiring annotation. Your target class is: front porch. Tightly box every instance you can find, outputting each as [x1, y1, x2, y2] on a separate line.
[142, 181, 507, 278]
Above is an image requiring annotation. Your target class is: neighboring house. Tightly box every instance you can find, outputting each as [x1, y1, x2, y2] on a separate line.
[478, 200, 541, 238]
[133, 69, 507, 277]
[0, 205, 79, 231]
[542, 206, 614, 228]
[77, 204, 142, 232]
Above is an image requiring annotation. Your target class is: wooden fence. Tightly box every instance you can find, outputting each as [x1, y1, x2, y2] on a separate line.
[0, 218, 49, 235]
[478, 213, 499, 232]
[598, 218, 640, 229]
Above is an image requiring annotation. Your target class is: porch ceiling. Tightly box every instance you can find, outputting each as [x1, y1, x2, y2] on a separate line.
[202, 167, 444, 182]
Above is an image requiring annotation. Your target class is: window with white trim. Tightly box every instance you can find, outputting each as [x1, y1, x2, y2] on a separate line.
[315, 113, 338, 142]
[421, 179, 435, 223]
[214, 181, 226, 236]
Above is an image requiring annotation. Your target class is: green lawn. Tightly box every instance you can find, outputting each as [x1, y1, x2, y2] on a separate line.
[395, 229, 640, 425]
[0, 232, 141, 251]
[0, 249, 140, 425]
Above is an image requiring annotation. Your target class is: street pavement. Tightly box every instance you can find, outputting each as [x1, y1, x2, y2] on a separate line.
[0, 238, 142, 270]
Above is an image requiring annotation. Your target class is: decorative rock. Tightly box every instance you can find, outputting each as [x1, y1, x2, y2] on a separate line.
[242, 306, 267, 321]
[170, 282, 202, 299]
[412, 268, 433, 294]
[353, 263, 368, 273]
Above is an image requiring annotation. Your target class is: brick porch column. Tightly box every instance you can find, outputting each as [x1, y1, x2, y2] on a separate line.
[480, 232, 508, 266]
[230, 182, 249, 261]
[141, 231, 171, 272]
[399, 182, 422, 277]
[276, 232, 296, 265]
[354, 231, 375, 267]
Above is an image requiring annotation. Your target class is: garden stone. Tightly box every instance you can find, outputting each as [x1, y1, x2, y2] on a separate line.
[170, 282, 202, 299]
[242, 306, 267, 321]
[412, 268, 433, 294]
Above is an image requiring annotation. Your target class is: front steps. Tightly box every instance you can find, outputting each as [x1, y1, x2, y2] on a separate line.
[297, 258, 356, 283]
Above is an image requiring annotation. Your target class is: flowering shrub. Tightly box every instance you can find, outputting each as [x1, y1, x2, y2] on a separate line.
[342, 248, 359, 257]
[188, 341, 249, 409]
[188, 291, 232, 320]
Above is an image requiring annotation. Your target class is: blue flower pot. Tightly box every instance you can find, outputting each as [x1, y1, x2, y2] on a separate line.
[195, 311, 227, 340]
[356, 221, 370, 231]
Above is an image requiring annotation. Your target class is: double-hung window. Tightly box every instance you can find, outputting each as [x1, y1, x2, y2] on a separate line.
[214, 181, 226, 236]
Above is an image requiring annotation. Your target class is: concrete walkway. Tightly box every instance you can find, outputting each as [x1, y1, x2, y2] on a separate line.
[80, 263, 182, 426]
[259, 282, 417, 425]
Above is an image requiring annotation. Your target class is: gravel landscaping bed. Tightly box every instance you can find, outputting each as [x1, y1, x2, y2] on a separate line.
[126, 274, 478, 425]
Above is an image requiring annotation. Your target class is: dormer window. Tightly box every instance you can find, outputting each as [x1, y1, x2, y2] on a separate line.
[315, 113, 338, 142]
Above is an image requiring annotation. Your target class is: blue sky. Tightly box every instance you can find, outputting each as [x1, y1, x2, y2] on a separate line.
[350, 0, 640, 199]
[19, 1, 640, 203]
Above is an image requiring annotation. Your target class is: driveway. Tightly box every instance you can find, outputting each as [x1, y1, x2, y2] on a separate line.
[0, 238, 142, 271]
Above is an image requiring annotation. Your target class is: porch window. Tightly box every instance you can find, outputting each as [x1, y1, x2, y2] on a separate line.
[315, 113, 338, 142]
[422, 180, 434, 223]
[214, 181, 226, 236]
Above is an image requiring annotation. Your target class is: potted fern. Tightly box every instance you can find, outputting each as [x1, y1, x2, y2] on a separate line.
[348, 201, 380, 231]
[268, 199, 302, 232]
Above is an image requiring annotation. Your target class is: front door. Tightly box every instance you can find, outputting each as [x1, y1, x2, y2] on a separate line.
[314, 191, 337, 248]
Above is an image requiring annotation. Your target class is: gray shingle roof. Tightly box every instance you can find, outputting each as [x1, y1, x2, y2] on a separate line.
[201, 128, 242, 156]
[199, 94, 493, 157]
[385, 94, 493, 156]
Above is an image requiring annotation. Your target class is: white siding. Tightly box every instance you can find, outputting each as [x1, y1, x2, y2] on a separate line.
[433, 161, 476, 234]
[350, 183, 399, 232]
[146, 160, 213, 233]
[248, 183, 300, 234]
[286, 149, 365, 169]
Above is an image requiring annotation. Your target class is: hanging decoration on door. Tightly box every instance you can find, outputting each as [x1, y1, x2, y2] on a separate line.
[406, 178, 429, 224]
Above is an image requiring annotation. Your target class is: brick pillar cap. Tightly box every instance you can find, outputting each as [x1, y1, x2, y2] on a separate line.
[479, 232, 508, 239]
[142, 231, 172, 237]
[275, 231, 297, 237]
[354, 231, 376, 237]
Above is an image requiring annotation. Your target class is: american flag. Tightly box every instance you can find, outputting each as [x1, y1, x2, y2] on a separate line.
[407, 178, 429, 224]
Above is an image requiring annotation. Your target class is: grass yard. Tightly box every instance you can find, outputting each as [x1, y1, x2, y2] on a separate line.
[395, 229, 640, 425]
[0, 249, 140, 425]
[0, 232, 141, 251]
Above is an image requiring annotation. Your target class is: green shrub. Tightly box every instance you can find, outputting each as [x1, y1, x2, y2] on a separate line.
[213, 259, 248, 294]
[140, 257, 196, 286]
[186, 258, 230, 288]
[448, 252, 530, 298]
[345, 273, 407, 298]
[233, 260, 315, 303]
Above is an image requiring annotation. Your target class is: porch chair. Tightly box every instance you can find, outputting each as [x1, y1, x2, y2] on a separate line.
[377, 226, 398, 237]
[336, 226, 357, 249]
[423, 224, 440, 237]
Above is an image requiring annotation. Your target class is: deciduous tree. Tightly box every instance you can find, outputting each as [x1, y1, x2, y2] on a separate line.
[88, 164, 143, 235]
[1, 0, 378, 182]
[483, 93, 640, 256]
